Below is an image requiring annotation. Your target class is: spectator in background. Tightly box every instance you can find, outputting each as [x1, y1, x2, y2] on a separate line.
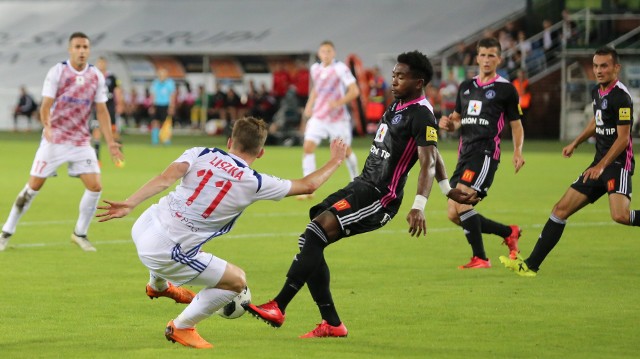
[190, 85, 207, 130]
[13, 86, 38, 132]
[512, 69, 531, 121]
[272, 61, 291, 105]
[498, 29, 515, 52]
[176, 82, 195, 128]
[562, 9, 578, 46]
[439, 68, 459, 116]
[207, 82, 227, 121]
[292, 59, 310, 110]
[225, 86, 242, 122]
[255, 83, 277, 123]
[149, 68, 176, 145]
[542, 19, 560, 63]
[451, 41, 473, 67]
[515, 30, 532, 61]
[504, 21, 519, 42]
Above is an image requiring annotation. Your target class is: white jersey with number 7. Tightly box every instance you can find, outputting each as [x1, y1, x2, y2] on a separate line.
[154, 147, 292, 251]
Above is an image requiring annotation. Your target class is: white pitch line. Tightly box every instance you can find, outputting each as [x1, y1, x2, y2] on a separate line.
[4, 220, 623, 249]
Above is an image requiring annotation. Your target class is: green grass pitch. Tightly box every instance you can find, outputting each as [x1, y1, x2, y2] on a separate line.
[0, 131, 638, 358]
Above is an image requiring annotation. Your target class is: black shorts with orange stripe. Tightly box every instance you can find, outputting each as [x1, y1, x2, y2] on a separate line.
[450, 152, 500, 198]
[308, 179, 397, 239]
[570, 161, 633, 203]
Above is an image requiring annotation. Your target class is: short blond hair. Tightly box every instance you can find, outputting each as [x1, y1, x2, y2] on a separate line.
[231, 117, 268, 156]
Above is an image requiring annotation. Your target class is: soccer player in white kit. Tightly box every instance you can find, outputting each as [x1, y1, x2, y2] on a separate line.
[96, 117, 347, 349]
[0, 32, 124, 252]
[300, 41, 361, 199]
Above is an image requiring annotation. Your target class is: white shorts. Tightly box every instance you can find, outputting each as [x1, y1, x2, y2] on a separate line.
[30, 139, 100, 178]
[131, 205, 227, 287]
[304, 117, 353, 145]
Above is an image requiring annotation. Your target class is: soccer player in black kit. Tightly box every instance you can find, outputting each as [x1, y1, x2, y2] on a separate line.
[439, 37, 526, 269]
[91, 56, 124, 165]
[244, 51, 479, 337]
[500, 46, 639, 277]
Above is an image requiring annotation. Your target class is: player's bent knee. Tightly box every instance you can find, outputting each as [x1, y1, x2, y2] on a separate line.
[611, 212, 630, 225]
[221, 264, 246, 293]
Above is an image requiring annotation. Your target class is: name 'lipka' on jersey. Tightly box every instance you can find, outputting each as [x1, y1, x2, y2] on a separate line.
[456, 74, 521, 161]
[359, 95, 438, 209]
[155, 147, 291, 251]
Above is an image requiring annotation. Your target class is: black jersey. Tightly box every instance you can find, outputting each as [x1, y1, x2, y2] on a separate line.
[359, 96, 438, 209]
[591, 80, 635, 173]
[455, 75, 521, 161]
[104, 72, 119, 109]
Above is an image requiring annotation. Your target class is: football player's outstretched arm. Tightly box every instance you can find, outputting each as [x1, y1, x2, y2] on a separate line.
[96, 162, 189, 222]
[406, 145, 437, 238]
[287, 139, 347, 196]
[563, 117, 596, 158]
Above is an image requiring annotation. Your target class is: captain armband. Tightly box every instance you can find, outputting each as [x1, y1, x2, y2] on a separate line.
[411, 195, 428, 211]
[439, 179, 452, 197]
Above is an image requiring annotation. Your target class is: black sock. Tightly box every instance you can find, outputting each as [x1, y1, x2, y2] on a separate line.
[307, 258, 341, 326]
[526, 215, 566, 271]
[631, 210, 640, 226]
[478, 214, 511, 238]
[274, 221, 328, 312]
[460, 210, 486, 260]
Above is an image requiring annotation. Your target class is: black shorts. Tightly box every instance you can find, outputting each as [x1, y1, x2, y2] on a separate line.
[450, 153, 499, 198]
[309, 180, 397, 239]
[570, 162, 633, 203]
[154, 105, 169, 122]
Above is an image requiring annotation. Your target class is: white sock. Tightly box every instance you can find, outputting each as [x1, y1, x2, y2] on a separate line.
[149, 272, 169, 292]
[74, 189, 101, 236]
[2, 184, 39, 234]
[346, 152, 359, 180]
[173, 287, 238, 328]
[302, 153, 316, 177]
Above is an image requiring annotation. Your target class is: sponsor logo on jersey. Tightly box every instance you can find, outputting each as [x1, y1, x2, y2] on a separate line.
[485, 90, 496, 99]
[426, 126, 438, 142]
[467, 100, 482, 116]
[607, 179, 616, 192]
[601, 99, 608, 109]
[332, 199, 351, 211]
[75, 76, 85, 85]
[375, 123, 388, 142]
[595, 109, 603, 126]
[461, 169, 475, 182]
[391, 114, 402, 125]
[619, 107, 631, 121]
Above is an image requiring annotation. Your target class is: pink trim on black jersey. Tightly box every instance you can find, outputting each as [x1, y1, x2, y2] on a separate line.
[396, 96, 426, 112]
[493, 113, 505, 160]
[381, 137, 417, 207]
[625, 137, 634, 171]
[474, 75, 500, 87]
[598, 80, 619, 98]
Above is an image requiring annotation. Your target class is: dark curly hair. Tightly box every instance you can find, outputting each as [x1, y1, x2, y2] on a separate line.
[397, 50, 433, 86]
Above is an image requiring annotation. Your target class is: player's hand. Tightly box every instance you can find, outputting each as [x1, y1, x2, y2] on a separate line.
[562, 143, 576, 158]
[406, 209, 427, 237]
[447, 189, 480, 205]
[582, 164, 604, 182]
[96, 199, 133, 222]
[43, 126, 53, 142]
[329, 138, 348, 163]
[438, 115, 454, 131]
[108, 141, 125, 165]
[513, 154, 525, 173]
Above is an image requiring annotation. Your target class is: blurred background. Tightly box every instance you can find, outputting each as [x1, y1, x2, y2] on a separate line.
[1, 0, 639, 142]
